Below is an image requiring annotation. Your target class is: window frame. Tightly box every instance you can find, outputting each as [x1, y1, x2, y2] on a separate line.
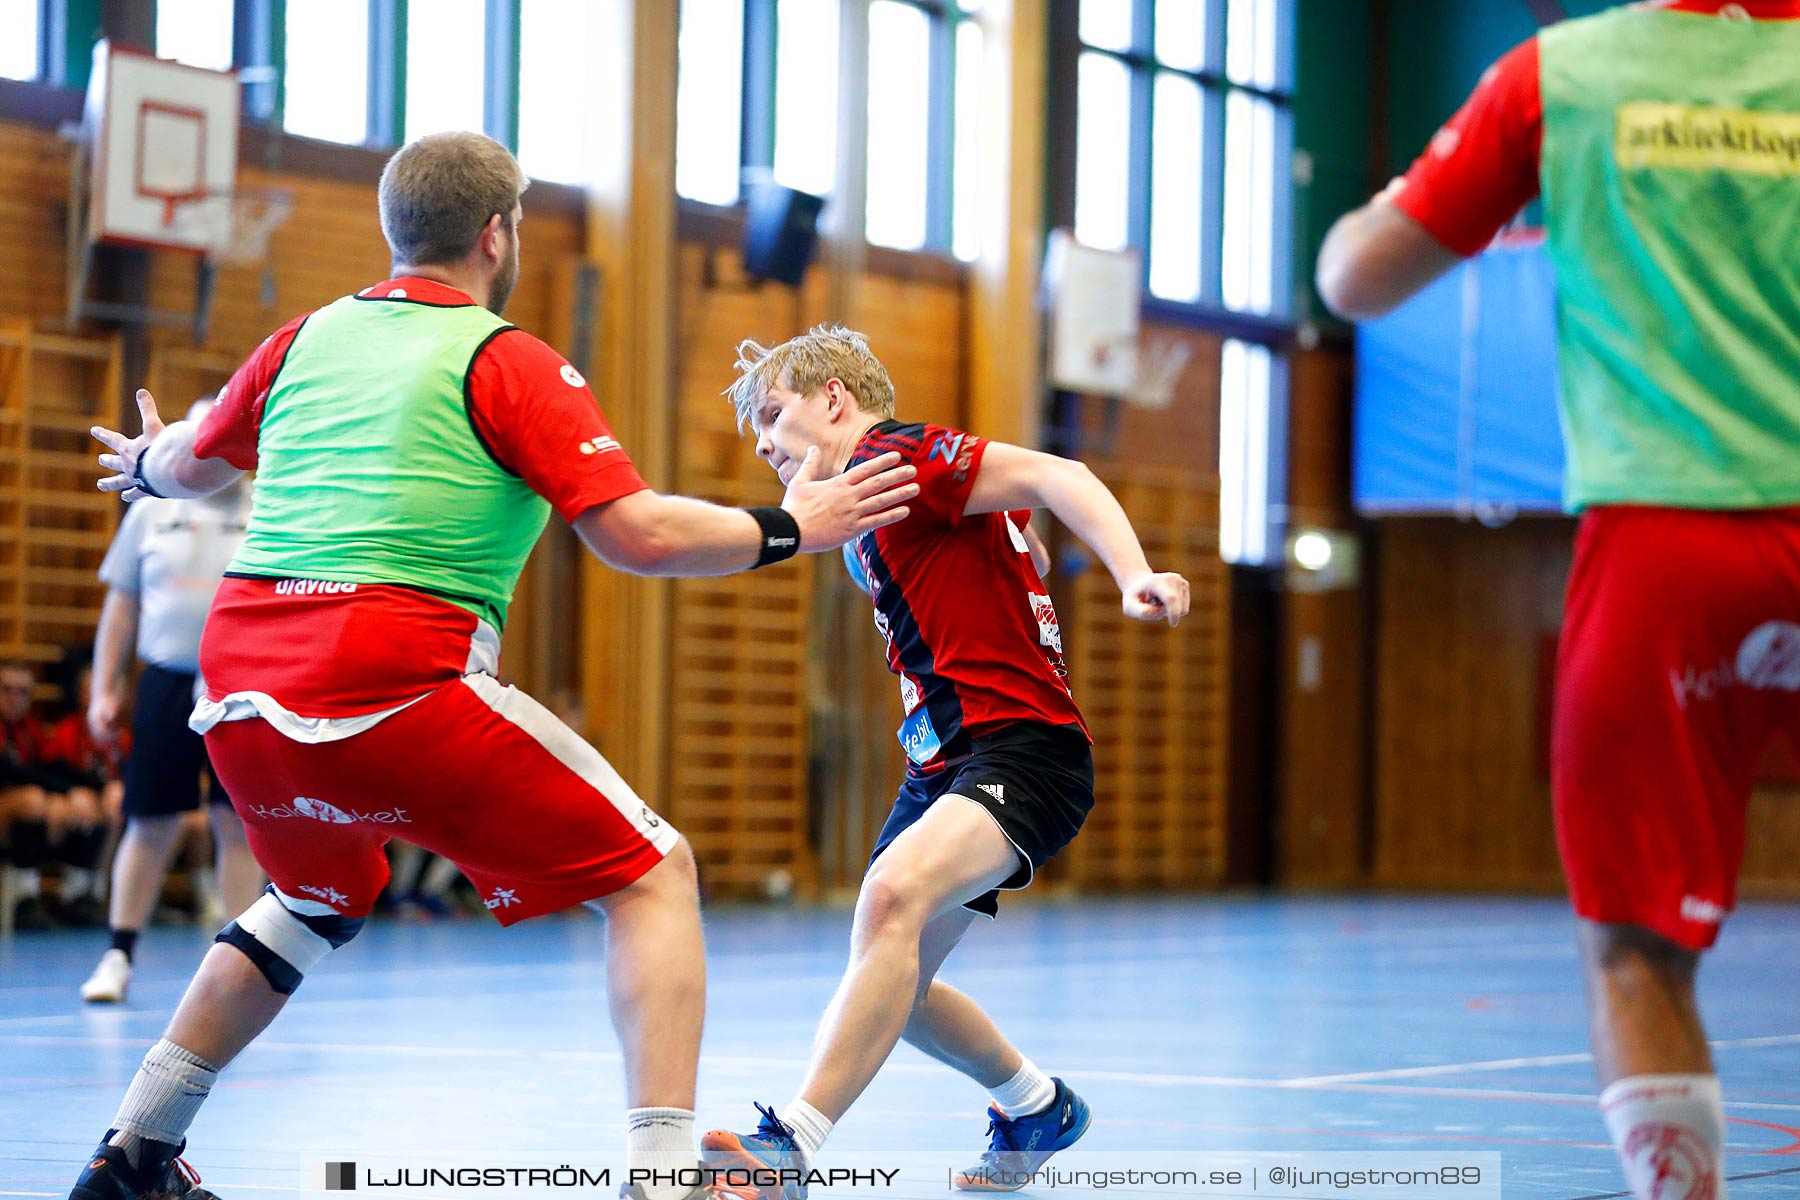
[677, 0, 977, 261]
[1069, 0, 1296, 333]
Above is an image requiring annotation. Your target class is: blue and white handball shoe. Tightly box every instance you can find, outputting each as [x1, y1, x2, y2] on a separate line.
[951, 1078, 1092, 1192]
[701, 1102, 809, 1200]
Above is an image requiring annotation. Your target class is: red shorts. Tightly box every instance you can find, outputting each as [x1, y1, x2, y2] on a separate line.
[204, 673, 678, 925]
[1554, 506, 1800, 950]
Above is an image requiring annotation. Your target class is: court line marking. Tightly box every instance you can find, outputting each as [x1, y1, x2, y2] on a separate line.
[1565, 1163, 1800, 1200]
[5, 1031, 1797, 1084]
[1282, 1035, 1800, 1086]
[6, 1032, 1799, 1117]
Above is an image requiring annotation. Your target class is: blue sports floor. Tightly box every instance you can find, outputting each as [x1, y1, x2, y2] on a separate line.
[2, 896, 1796, 1199]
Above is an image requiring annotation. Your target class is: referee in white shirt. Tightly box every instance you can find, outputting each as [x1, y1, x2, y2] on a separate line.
[80, 399, 262, 1004]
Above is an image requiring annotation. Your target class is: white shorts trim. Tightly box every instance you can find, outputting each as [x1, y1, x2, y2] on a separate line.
[459, 672, 679, 855]
[188, 690, 426, 742]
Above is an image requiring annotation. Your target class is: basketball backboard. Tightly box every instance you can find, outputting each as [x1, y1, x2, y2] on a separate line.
[83, 41, 239, 255]
[1042, 228, 1140, 397]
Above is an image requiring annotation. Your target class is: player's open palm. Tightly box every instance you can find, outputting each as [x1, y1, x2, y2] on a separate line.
[92, 388, 166, 502]
[782, 446, 920, 551]
[1122, 571, 1190, 627]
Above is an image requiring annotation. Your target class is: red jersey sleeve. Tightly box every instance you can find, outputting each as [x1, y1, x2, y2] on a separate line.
[194, 313, 310, 469]
[1392, 36, 1543, 257]
[905, 424, 986, 527]
[465, 330, 649, 522]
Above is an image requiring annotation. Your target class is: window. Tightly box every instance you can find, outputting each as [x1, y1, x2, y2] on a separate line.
[674, 0, 984, 259]
[518, 0, 598, 183]
[406, 0, 486, 141]
[283, 0, 370, 144]
[950, 19, 984, 261]
[771, 0, 838, 198]
[0, 0, 39, 81]
[1218, 338, 1287, 566]
[864, 1, 931, 250]
[156, 0, 235, 72]
[1074, 51, 1130, 252]
[1075, 0, 1295, 315]
[675, 0, 746, 205]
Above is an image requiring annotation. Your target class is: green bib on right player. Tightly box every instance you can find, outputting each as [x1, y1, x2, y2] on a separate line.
[1538, 7, 1800, 511]
[228, 291, 551, 630]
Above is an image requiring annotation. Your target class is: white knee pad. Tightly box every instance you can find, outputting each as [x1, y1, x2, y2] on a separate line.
[215, 886, 362, 994]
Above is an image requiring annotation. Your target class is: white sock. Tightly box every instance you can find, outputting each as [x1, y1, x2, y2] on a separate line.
[1600, 1074, 1726, 1200]
[15, 867, 41, 896]
[780, 1098, 832, 1166]
[626, 1106, 696, 1200]
[64, 867, 95, 897]
[989, 1057, 1056, 1117]
[109, 1039, 219, 1167]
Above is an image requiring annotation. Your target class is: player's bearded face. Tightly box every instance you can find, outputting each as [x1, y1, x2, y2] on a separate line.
[487, 214, 520, 316]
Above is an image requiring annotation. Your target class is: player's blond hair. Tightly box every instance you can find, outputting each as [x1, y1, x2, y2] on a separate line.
[378, 131, 529, 267]
[726, 324, 896, 433]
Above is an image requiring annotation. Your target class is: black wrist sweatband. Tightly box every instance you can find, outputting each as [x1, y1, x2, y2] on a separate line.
[747, 506, 801, 568]
[128, 453, 169, 500]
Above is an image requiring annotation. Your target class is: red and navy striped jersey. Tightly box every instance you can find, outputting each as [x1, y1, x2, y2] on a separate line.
[842, 421, 1090, 774]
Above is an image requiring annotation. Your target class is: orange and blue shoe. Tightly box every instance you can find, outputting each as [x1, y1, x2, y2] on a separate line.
[951, 1078, 1092, 1192]
[700, 1103, 809, 1200]
[69, 1134, 218, 1200]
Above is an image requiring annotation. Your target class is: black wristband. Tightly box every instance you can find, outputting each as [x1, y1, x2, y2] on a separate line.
[747, 506, 801, 568]
[128, 453, 169, 500]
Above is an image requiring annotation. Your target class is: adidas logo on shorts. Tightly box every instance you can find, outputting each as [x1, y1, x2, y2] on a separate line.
[976, 783, 1006, 804]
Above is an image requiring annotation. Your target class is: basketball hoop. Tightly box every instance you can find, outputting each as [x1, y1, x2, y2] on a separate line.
[1126, 335, 1194, 410]
[167, 187, 293, 267]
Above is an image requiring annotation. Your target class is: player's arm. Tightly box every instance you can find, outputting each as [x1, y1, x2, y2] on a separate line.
[93, 317, 297, 501]
[93, 390, 244, 501]
[1315, 188, 1462, 321]
[88, 589, 139, 747]
[573, 447, 918, 577]
[1316, 37, 1543, 321]
[966, 442, 1189, 627]
[476, 333, 918, 578]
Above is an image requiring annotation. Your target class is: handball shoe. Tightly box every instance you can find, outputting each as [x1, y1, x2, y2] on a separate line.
[80, 949, 131, 1003]
[701, 1103, 809, 1200]
[951, 1078, 1091, 1192]
[69, 1134, 218, 1200]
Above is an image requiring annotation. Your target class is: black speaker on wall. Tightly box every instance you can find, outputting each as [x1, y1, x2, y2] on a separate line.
[742, 181, 824, 287]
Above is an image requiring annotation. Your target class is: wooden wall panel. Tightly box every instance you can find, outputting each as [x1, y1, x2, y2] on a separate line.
[843, 271, 964, 429]
[1373, 518, 1570, 889]
[1372, 515, 1800, 897]
[1110, 322, 1223, 472]
[667, 244, 817, 893]
[1743, 785, 1800, 896]
[0, 325, 121, 676]
[1060, 469, 1230, 889]
[0, 124, 77, 330]
[1278, 346, 1370, 886]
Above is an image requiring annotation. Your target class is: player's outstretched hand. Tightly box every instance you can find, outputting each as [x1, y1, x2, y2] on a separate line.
[92, 389, 166, 502]
[782, 446, 919, 551]
[1122, 571, 1190, 627]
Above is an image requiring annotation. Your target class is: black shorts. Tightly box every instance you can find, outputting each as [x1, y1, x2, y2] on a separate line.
[123, 663, 229, 819]
[868, 721, 1095, 917]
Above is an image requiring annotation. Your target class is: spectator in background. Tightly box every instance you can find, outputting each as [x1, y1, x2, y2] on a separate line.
[1, 661, 106, 929]
[80, 398, 259, 1004]
[41, 658, 129, 924]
